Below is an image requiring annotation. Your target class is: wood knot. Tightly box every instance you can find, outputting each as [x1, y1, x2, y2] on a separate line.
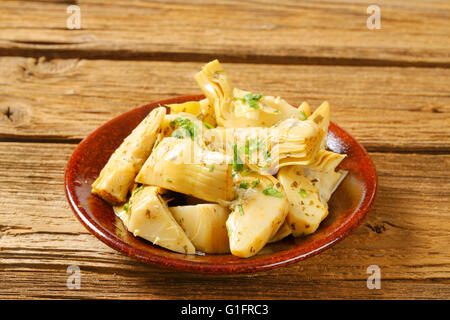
[366, 222, 386, 234]
[431, 107, 442, 113]
[0, 104, 30, 127]
[20, 57, 80, 80]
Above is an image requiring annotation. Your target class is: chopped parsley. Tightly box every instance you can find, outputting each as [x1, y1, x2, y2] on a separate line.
[239, 139, 260, 160]
[166, 178, 173, 183]
[226, 225, 232, 237]
[153, 139, 160, 150]
[238, 145, 248, 157]
[169, 117, 190, 129]
[298, 188, 308, 198]
[238, 204, 245, 216]
[251, 179, 260, 188]
[247, 138, 265, 155]
[241, 93, 263, 109]
[262, 183, 284, 198]
[133, 185, 143, 196]
[231, 142, 244, 175]
[170, 117, 197, 140]
[209, 164, 215, 172]
[299, 111, 307, 121]
[203, 121, 215, 129]
[239, 181, 249, 189]
[123, 202, 130, 213]
[263, 149, 272, 162]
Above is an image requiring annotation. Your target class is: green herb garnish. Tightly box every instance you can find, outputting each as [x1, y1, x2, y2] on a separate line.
[133, 185, 143, 196]
[251, 179, 260, 188]
[241, 93, 263, 109]
[239, 181, 249, 189]
[203, 121, 215, 129]
[170, 117, 190, 128]
[231, 142, 244, 175]
[123, 202, 130, 213]
[170, 117, 197, 140]
[238, 145, 248, 157]
[238, 204, 245, 216]
[209, 164, 215, 172]
[299, 188, 308, 198]
[299, 111, 307, 121]
[263, 149, 271, 162]
[166, 178, 173, 183]
[262, 183, 284, 198]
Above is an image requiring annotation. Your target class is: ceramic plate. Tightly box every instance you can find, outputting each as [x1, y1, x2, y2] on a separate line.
[64, 95, 377, 274]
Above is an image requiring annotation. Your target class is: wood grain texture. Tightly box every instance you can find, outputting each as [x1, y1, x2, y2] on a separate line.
[1, 142, 449, 299]
[1, 0, 449, 301]
[0, 57, 449, 151]
[0, 0, 449, 65]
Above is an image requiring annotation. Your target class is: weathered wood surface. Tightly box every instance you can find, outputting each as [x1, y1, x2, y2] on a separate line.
[0, 142, 449, 299]
[0, 0, 449, 66]
[1, 0, 449, 300]
[1, 57, 449, 152]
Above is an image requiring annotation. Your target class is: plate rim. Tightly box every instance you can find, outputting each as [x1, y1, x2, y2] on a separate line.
[64, 95, 378, 274]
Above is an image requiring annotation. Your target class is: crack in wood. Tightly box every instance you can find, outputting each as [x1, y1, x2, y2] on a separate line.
[0, 225, 33, 233]
[0, 48, 449, 69]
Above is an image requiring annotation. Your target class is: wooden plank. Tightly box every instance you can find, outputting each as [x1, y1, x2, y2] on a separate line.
[0, 0, 449, 65]
[1, 142, 449, 299]
[0, 57, 449, 151]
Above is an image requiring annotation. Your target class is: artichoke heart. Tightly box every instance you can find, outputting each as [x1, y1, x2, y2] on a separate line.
[136, 137, 234, 203]
[268, 220, 292, 243]
[307, 149, 346, 172]
[310, 101, 330, 148]
[92, 107, 166, 205]
[195, 59, 310, 128]
[304, 168, 348, 206]
[170, 204, 230, 254]
[277, 166, 328, 236]
[195, 59, 235, 127]
[298, 101, 311, 118]
[202, 119, 324, 173]
[126, 186, 195, 254]
[226, 174, 289, 258]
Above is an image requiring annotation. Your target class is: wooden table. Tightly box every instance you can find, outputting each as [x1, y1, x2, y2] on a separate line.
[0, 0, 449, 300]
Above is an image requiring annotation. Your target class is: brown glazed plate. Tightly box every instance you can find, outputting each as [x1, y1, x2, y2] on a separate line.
[64, 95, 377, 274]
